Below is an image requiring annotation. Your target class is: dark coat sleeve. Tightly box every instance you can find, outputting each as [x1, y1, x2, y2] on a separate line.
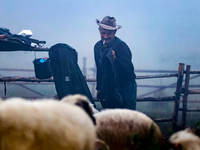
[94, 41, 103, 90]
[113, 42, 136, 81]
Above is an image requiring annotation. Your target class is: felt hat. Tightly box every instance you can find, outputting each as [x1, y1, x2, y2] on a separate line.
[96, 16, 122, 30]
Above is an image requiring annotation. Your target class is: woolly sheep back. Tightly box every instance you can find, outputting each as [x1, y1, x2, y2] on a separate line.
[0, 97, 96, 150]
[94, 109, 165, 150]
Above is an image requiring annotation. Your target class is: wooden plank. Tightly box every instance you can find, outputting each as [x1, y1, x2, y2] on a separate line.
[179, 108, 200, 112]
[137, 96, 175, 102]
[136, 74, 178, 80]
[0, 73, 179, 83]
[172, 63, 184, 131]
[0, 77, 54, 83]
[154, 118, 172, 122]
[189, 70, 200, 74]
[182, 65, 190, 129]
[187, 108, 200, 112]
[188, 89, 200, 94]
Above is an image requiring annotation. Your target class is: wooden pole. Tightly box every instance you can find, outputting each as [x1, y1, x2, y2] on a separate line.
[172, 63, 184, 131]
[82, 57, 87, 76]
[182, 65, 190, 129]
[91, 64, 96, 96]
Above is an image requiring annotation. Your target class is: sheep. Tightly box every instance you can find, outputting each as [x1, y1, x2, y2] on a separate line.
[94, 109, 165, 150]
[61, 94, 99, 113]
[168, 127, 200, 150]
[0, 97, 96, 150]
[61, 94, 99, 125]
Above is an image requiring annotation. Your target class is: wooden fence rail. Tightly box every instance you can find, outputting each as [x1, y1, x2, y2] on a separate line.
[1, 41, 200, 132]
[180, 65, 200, 129]
[0, 73, 179, 82]
[0, 63, 200, 132]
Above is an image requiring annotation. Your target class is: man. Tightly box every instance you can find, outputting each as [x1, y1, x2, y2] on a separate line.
[94, 16, 137, 110]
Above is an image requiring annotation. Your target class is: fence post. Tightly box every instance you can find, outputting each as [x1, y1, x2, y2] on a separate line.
[182, 65, 191, 129]
[172, 63, 185, 131]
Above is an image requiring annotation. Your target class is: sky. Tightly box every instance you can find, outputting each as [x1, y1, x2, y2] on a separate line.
[0, 0, 200, 77]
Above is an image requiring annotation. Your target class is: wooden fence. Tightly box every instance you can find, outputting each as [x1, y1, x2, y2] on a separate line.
[180, 65, 200, 129]
[1, 39, 200, 132]
[1, 63, 200, 131]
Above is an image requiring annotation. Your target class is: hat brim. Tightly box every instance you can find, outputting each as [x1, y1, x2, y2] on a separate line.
[96, 19, 122, 30]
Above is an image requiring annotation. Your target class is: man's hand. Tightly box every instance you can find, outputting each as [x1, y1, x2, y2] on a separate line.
[0, 35, 5, 39]
[112, 50, 116, 61]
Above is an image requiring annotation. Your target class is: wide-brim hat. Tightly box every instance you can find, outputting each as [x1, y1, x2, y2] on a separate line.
[96, 16, 122, 30]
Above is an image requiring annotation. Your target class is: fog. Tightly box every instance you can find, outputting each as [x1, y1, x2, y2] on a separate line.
[1, 0, 200, 96]
[1, 0, 200, 74]
[1, 1, 200, 133]
[1, 0, 200, 92]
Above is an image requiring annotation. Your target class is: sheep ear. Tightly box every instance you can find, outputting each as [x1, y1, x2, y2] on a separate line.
[95, 138, 109, 150]
[185, 127, 196, 134]
[75, 100, 96, 125]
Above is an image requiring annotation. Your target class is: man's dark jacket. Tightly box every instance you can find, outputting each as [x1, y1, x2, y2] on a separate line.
[94, 36, 136, 108]
[97, 48, 124, 108]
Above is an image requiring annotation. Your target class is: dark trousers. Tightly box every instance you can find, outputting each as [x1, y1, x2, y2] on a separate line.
[101, 80, 137, 110]
[120, 80, 137, 110]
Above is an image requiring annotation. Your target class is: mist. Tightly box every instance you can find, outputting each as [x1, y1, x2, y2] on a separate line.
[0, 0, 200, 72]
[1, 1, 200, 135]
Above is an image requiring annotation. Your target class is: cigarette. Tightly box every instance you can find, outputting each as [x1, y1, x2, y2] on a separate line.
[103, 40, 105, 45]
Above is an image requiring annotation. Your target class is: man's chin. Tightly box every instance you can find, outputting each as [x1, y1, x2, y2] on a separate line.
[105, 40, 110, 44]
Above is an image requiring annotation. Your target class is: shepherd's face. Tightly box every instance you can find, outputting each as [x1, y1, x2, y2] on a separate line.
[99, 27, 116, 45]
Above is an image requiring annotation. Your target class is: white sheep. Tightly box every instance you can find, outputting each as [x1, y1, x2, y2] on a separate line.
[0, 97, 96, 150]
[94, 109, 165, 150]
[169, 127, 200, 150]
